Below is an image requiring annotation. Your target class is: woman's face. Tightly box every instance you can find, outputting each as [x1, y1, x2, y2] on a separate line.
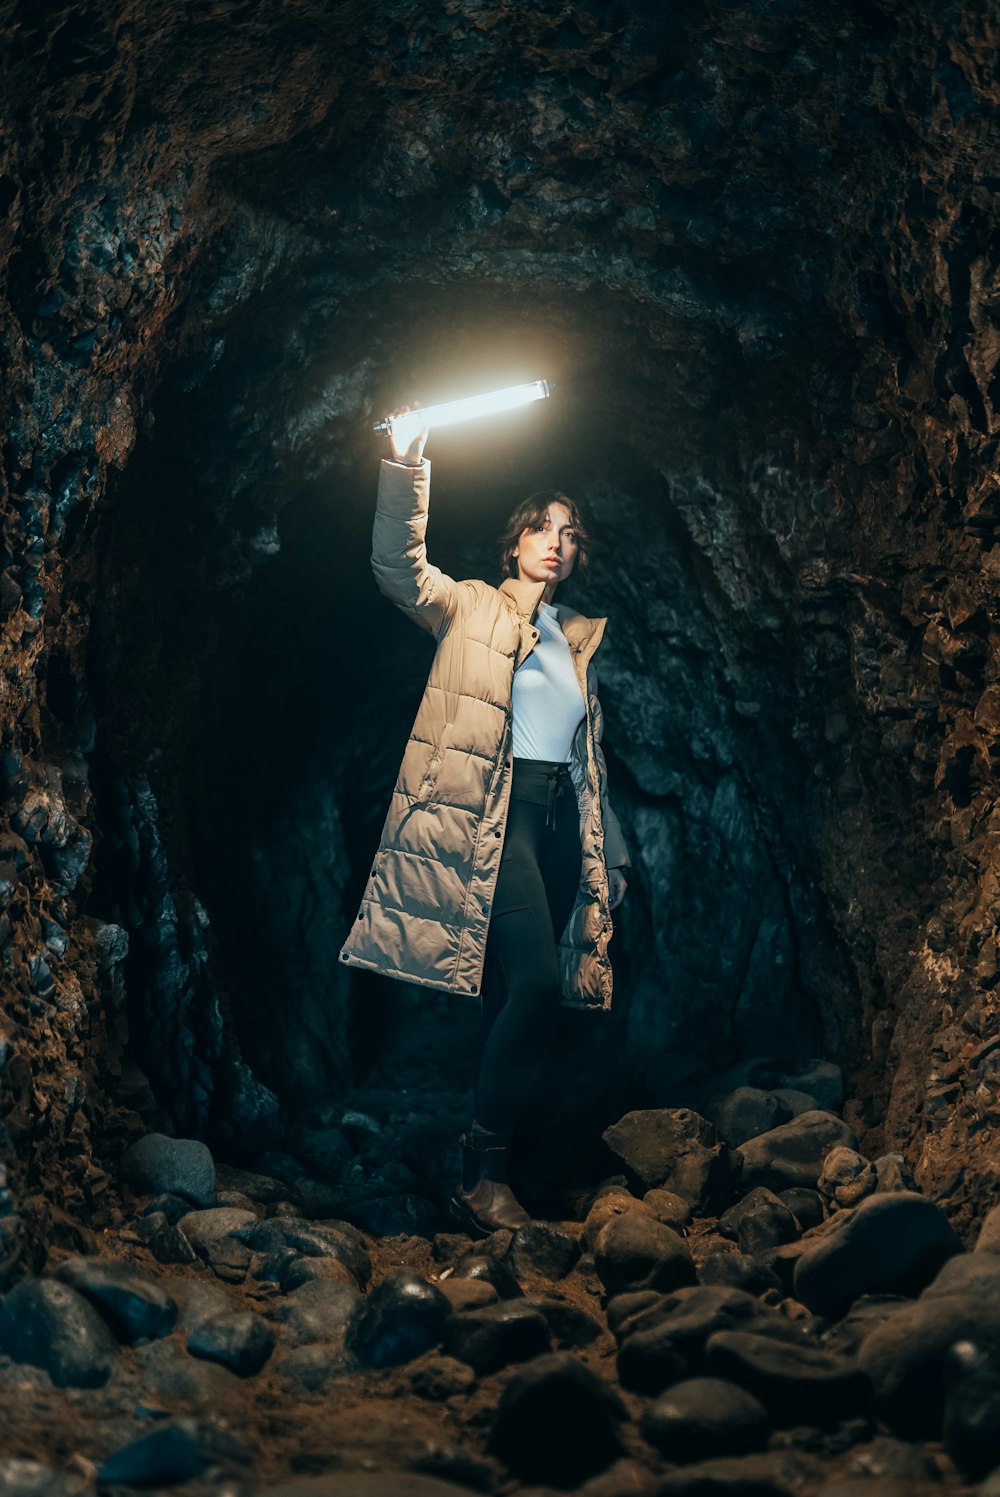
[513, 501, 579, 590]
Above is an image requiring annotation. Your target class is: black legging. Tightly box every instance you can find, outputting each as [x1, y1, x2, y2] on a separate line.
[473, 757, 584, 1137]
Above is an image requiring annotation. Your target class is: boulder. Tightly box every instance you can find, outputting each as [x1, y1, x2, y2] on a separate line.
[506, 1221, 580, 1280]
[487, 1352, 626, 1487]
[269, 1280, 361, 1346]
[174, 1207, 257, 1280]
[118, 1134, 216, 1207]
[857, 1292, 1000, 1437]
[241, 1217, 370, 1287]
[817, 1147, 878, 1209]
[53, 1256, 177, 1344]
[793, 1192, 963, 1319]
[442, 1300, 550, 1376]
[593, 1214, 696, 1298]
[615, 1284, 763, 1395]
[0, 1279, 119, 1388]
[345, 1272, 450, 1369]
[705, 1329, 871, 1426]
[640, 1376, 771, 1461]
[601, 1109, 734, 1211]
[187, 1310, 276, 1377]
[738, 1111, 857, 1193]
[718, 1188, 800, 1256]
[942, 1338, 1000, 1480]
[705, 1087, 794, 1147]
[583, 1190, 657, 1254]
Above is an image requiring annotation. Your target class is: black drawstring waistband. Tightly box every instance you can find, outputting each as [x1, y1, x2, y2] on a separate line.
[510, 758, 574, 832]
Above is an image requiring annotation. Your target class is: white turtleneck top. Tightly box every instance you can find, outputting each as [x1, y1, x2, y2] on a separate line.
[511, 600, 586, 762]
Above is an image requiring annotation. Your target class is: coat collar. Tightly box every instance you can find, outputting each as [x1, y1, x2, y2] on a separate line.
[498, 576, 607, 657]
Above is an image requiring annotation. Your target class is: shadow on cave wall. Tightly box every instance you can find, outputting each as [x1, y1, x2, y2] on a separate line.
[80, 267, 855, 1140]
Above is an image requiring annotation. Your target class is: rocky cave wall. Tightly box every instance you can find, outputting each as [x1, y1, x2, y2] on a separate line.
[1, 0, 999, 1276]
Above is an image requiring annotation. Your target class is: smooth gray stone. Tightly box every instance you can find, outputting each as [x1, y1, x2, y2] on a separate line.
[640, 1375, 771, 1460]
[172, 1279, 234, 1331]
[270, 1280, 360, 1345]
[53, 1256, 177, 1344]
[738, 1111, 857, 1193]
[593, 1213, 696, 1298]
[187, 1310, 276, 1377]
[0, 1279, 119, 1388]
[118, 1135, 216, 1207]
[487, 1351, 626, 1488]
[794, 1191, 963, 1319]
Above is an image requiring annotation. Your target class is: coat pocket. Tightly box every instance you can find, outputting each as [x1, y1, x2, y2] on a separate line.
[416, 720, 453, 802]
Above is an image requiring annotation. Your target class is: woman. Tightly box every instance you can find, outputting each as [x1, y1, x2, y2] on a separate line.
[339, 406, 629, 1236]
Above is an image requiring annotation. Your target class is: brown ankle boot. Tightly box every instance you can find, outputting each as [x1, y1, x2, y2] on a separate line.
[448, 1124, 531, 1236]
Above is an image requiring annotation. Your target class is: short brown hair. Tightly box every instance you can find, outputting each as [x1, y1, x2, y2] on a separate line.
[497, 491, 592, 584]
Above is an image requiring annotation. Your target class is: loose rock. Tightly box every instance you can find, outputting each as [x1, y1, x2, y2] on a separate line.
[643, 1188, 692, 1231]
[487, 1351, 626, 1487]
[601, 1109, 733, 1211]
[442, 1300, 551, 1375]
[583, 1190, 657, 1254]
[705, 1086, 794, 1147]
[0, 1278, 119, 1388]
[410, 1353, 477, 1400]
[53, 1256, 177, 1344]
[615, 1285, 764, 1395]
[705, 1329, 871, 1425]
[719, 1188, 801, 1255]
[175, 1207, 257, 1280]
[942, 1338, 1000, 1480]
[640, 1375, 771, 1461]
[0, 1460, 85, 1497]
[96, 1416, 247, 1485]
[594, 1213, 696, 1298]
[857, 1292, 1000, 1436]
[793, 1191, 963, 1319]
[345, 1272, 451, 1369]
[817, 1147, 878, 1210]
[738, 1111, 857, 1193]
[187, 1310, 276, 1376]
[507, 1221, 580, 1280]
[270, 1280, 361, 1346]
[118, 1134, 216, 1207]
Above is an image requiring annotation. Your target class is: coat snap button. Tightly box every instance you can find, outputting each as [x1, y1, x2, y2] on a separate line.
[494, 830, 501, 838]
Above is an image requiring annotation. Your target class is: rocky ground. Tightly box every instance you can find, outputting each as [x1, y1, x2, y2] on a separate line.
[1, 1058, 998, 1497]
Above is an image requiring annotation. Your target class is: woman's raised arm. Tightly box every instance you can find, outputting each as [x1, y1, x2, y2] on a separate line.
[370, 405, 468, 639]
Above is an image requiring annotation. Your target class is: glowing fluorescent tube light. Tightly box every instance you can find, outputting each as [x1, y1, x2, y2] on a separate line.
[372, 379, 553, 433]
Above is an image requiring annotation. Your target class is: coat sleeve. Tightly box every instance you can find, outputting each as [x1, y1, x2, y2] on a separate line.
[591, 679, 630, 871]
[371, 458, 471, 639]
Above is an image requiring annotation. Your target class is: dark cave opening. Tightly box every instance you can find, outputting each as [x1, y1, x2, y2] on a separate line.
[77, 261, 852, 1149]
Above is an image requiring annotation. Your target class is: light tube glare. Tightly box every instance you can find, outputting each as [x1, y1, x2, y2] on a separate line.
[372, 379, 553, 433]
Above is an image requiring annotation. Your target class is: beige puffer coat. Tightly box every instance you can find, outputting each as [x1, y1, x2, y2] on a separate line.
[338, 458, 630, 1010]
